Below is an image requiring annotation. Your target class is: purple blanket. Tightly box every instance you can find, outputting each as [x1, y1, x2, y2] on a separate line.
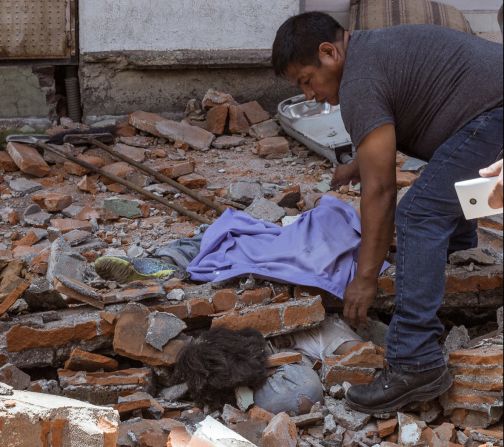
[188, 196, 385, 299]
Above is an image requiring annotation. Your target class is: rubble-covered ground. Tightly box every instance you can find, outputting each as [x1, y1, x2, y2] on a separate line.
[0, 90, 502, 447]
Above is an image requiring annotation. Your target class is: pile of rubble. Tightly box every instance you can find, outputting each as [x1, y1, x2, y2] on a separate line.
[0, 89, 502, 447]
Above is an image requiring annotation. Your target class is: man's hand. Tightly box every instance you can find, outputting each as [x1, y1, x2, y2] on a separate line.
[331, 160, 360, 190]
[343, 275, 378, 328]
[479, 159, 503, 209]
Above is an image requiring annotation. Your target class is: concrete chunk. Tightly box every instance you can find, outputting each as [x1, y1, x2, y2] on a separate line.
[6, 142, 50, 177]
[0, 389, 119, 447]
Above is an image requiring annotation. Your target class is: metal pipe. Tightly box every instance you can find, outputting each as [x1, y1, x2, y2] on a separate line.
[36, 142, 212, 225]
[85, 137, 226, 215]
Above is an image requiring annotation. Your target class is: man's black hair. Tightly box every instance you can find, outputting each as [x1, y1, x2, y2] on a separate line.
[272, 11, 345, 77]
[173, 327, 268, 408]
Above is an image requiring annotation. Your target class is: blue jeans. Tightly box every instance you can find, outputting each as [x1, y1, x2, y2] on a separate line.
[386, 107, 503, 372]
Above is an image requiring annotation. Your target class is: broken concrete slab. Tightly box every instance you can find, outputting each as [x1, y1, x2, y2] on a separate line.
[193, 416, 258, 446]
[46, 237, 88, 285]
[397, 412, 425, 447]
[449, 247, 496, 266]
[8, 177, 43, 195]
[212, 135, 246, 149]
[145, 311, 187, 351]
[249, 120, 281, 139]
[23, 277, 68, 311]
[228, 180, 263, 205]
[324, 397, 371, 431]
[0, 389, 119, 447]
[22, 204, 52, 227]
[103, 196, 149, 219]
[245, 197, 286, 222]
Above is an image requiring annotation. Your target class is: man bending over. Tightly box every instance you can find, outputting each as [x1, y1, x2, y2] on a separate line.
[272, 12, 503, 413]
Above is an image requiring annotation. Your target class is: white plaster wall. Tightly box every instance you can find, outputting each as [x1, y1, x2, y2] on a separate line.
[79, 0, 300, 53]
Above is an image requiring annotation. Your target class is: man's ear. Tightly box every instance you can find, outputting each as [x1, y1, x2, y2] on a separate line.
[318, 42, 340, 64]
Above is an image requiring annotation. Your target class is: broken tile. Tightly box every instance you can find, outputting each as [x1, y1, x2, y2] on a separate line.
[145, 311, 187, 351]
[245, 197, 286, 222]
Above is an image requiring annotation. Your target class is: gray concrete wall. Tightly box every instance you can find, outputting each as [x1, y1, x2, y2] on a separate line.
[79, 0, 300, 52]
[80, 64, 298, 118]
[0, 66, 55, 120]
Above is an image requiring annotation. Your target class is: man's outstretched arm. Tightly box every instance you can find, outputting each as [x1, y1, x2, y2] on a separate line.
[343, 124, 397, 327]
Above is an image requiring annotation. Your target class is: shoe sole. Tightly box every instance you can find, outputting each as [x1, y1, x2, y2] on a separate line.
[345, 369, 454, 415]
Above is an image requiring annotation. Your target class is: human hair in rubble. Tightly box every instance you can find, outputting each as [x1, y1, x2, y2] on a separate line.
[173, 327, 268, 407]
[272, 11, 345, 77]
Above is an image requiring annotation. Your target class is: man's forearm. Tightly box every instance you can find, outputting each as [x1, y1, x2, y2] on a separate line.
[357, 186, 396, 280]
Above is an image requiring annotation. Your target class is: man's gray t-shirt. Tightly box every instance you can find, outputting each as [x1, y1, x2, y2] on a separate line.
[339, 25, 503, 160]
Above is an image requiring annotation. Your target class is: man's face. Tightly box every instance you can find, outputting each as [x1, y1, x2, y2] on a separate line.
[285, 43, 344, 105]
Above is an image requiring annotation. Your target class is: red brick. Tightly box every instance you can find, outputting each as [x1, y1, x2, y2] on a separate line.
[64, 348, 119, 372]
[113, 303, 187, 366]
[101, 162, 135, 184]
[449, 347, 503, 366]
[50, 218, 92, 234]
[241, 287, 272, 305]
[228, 105, 250, 134]
[282, 297, 325, 329]
[212, 306, 282, 336]
[212, 289, 238, 312]
[240, 101, 270, 125]
[115, 121, 137, 137]
[155, 160, 195, 179]
[262, 413, 297, 447]
[445, 269, 502, 294]
[64, 154, 107, 176]
[177, 173, 208, 189]
[378, 418, 398, 438]
[322, 365, 376, 386]
[273, 185, 301, 208]
[77, 175, 98, 194]
[267, 352, 302, 368]
[188, 298, 214, 317]
[129, 111, 215, 151]
[248, 406, 274, 424]
[6, 142, 50, 177]
[0, 151, 18, 172]
[206, 104, 229, 135]
[396, 168, 419, 187]
[256, 137, 289, 159]
[6, 321, 99, 352]
[32, 192, 73, 212]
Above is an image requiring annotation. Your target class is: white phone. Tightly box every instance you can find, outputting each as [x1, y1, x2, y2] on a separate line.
[455, 176, 503, 220]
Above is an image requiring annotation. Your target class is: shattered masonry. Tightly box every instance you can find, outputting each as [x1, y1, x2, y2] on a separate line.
[0, 90, 502, 446]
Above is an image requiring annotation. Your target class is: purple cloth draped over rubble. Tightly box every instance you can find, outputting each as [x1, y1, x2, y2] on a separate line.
[188, 195, 389, 299]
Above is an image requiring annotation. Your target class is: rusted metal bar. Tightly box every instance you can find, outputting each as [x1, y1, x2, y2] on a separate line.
[84, 137, 226, 215]
[36, 142, 212, 225]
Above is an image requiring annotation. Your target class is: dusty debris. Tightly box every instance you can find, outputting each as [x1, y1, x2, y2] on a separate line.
[0, 89, 502, 447]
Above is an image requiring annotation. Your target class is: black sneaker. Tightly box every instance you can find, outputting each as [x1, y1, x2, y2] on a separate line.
[345, 364, 453, 414]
